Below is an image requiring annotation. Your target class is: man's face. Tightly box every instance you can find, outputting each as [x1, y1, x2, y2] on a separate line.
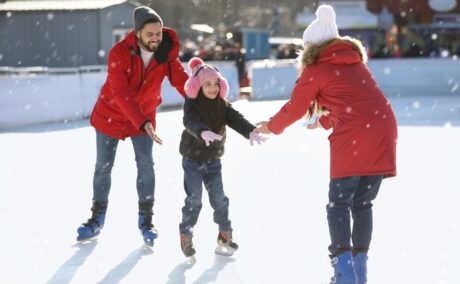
[137, 22, 163, 52]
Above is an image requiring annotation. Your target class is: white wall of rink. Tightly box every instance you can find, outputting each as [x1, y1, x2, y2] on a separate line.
[0, 62, 239, 129]
[248, 57, 460, 100]
[1, 58, 459, 129]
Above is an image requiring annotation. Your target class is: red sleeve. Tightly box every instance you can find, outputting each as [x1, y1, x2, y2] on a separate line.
[167, 58, 189, 97]
[267, 69, 320, 134]
[107, 46, 147, 129]
[318, 115, 332, 130]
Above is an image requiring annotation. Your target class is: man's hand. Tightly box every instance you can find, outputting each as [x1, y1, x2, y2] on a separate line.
[144, 122, 163, 145]
[255, 121, 272, 134]
[201, 130, 223, 147]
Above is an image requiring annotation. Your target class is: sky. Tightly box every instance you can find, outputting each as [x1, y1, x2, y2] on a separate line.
[1, 96, 460, 284]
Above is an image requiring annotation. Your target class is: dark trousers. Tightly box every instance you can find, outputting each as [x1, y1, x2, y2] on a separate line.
[327, 175, 383, 256]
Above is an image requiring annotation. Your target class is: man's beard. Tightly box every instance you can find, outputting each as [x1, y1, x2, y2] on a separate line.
[139, 37, 161, 52]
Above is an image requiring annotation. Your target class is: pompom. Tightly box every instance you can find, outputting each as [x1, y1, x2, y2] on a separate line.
[188, 57, 204, 70]
[315, 5, 336, 22]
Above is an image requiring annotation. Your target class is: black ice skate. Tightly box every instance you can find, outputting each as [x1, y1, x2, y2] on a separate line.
[215, 230, 238, 256]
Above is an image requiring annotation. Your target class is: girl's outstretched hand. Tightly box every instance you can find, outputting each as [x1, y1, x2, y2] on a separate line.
[255, 121, 272, 134]
[249, 130, 267, 146]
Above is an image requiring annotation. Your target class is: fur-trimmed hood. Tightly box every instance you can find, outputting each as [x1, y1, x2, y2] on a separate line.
[298, 36, 367, 73]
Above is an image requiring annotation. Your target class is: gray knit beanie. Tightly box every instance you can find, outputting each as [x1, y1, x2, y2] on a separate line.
[133, 6, 163, 31]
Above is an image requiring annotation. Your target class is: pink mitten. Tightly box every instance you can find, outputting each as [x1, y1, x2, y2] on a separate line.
[249, 130, 267, 146]
[201, 131, 223, 146]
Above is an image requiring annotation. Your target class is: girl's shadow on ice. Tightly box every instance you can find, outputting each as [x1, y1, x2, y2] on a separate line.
[47, 240, 98, 284]
[96, 245, 154, 284]
[166, 255, 235, 284]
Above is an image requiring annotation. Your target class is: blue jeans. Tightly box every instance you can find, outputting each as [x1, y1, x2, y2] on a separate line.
[327, 175, 383, 256]
[92, 130, 155, 206]
[179, 158, 232, 235]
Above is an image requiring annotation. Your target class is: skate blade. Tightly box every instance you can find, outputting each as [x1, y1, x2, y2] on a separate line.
[187, 255, 197, 263]
[214, 245, 235, 256]
[76, 234, 100, 242]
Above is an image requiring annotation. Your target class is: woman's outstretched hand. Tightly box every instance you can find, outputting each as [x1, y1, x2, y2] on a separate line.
[255, 121, 272, 134]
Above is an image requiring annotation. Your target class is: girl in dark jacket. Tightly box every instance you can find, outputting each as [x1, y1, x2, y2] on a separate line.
[178, 57, 265, 258]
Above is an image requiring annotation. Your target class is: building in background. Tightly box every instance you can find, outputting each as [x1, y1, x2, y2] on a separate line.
[0, 0, 137, 67]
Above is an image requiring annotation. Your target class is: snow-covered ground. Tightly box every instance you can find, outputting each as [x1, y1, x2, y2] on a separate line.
[1, 96, 460, 284]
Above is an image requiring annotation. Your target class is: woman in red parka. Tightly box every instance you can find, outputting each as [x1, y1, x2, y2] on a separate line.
[256, 5, 397, 284]
[77, 6, 189, 247]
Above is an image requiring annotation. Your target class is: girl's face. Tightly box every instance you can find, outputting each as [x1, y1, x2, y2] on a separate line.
[201, 78, 220, 99]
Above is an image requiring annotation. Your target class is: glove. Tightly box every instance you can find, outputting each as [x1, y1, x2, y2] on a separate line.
[249, 130, 267, 146]
[201, 130, 223, 146]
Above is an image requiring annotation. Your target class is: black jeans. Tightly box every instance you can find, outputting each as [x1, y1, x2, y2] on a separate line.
[327, 175, 383, 256]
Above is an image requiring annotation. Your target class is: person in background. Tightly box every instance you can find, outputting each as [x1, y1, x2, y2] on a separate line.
[76, 6, 189, 247]
[256, 5, 397, 284]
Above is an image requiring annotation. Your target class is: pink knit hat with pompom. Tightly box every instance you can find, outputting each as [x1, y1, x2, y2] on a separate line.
[184, 57, 229, 99]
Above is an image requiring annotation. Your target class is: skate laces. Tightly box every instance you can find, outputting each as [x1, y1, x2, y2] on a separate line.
[218, 231, 232, 242]
[83, 210, 105, 227]
[139, 212, 154, 231]
[181, 234, 193, 248]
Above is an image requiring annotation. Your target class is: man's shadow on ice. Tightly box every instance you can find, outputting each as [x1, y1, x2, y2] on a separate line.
[166, 255, 235, 284]
[47, 240, 98, 284]
[96, 246, 153, 284]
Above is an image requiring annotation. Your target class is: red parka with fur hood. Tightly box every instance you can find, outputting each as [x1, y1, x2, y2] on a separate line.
[90, 28, 189, 140]
[267, 37, 397, 179]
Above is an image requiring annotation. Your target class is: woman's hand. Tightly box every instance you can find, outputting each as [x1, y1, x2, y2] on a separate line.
[255, 121, 272, 134]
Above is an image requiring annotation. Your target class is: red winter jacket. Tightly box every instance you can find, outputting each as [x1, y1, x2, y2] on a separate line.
[268, 38, 397, 179]
[90, 28, 189, 140]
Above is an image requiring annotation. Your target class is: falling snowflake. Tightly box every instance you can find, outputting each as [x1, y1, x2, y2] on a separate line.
[47, 13, 54, 21]
[444, 122, 452, 129]
[98, 50, 106, 57]
[383, 67, 391, 74]
[0, 54, 3, 61]
[451, 84, 458, 93]
[412, 101, 420, 109]
[431, 33, 438, 40]
[6, 12, 12, 18]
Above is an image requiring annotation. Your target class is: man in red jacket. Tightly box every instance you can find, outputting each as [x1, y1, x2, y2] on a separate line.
[76, 6, 189, 247]
[257, 5, 397, 284]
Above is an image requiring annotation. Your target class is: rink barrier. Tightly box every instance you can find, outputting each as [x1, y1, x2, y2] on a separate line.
[248, 57, 460, 100]
[1, 58, 459, 129]
[0, 62, 239, 129]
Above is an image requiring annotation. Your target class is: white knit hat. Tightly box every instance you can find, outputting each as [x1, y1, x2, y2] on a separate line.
[302, 5, 339, 44]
